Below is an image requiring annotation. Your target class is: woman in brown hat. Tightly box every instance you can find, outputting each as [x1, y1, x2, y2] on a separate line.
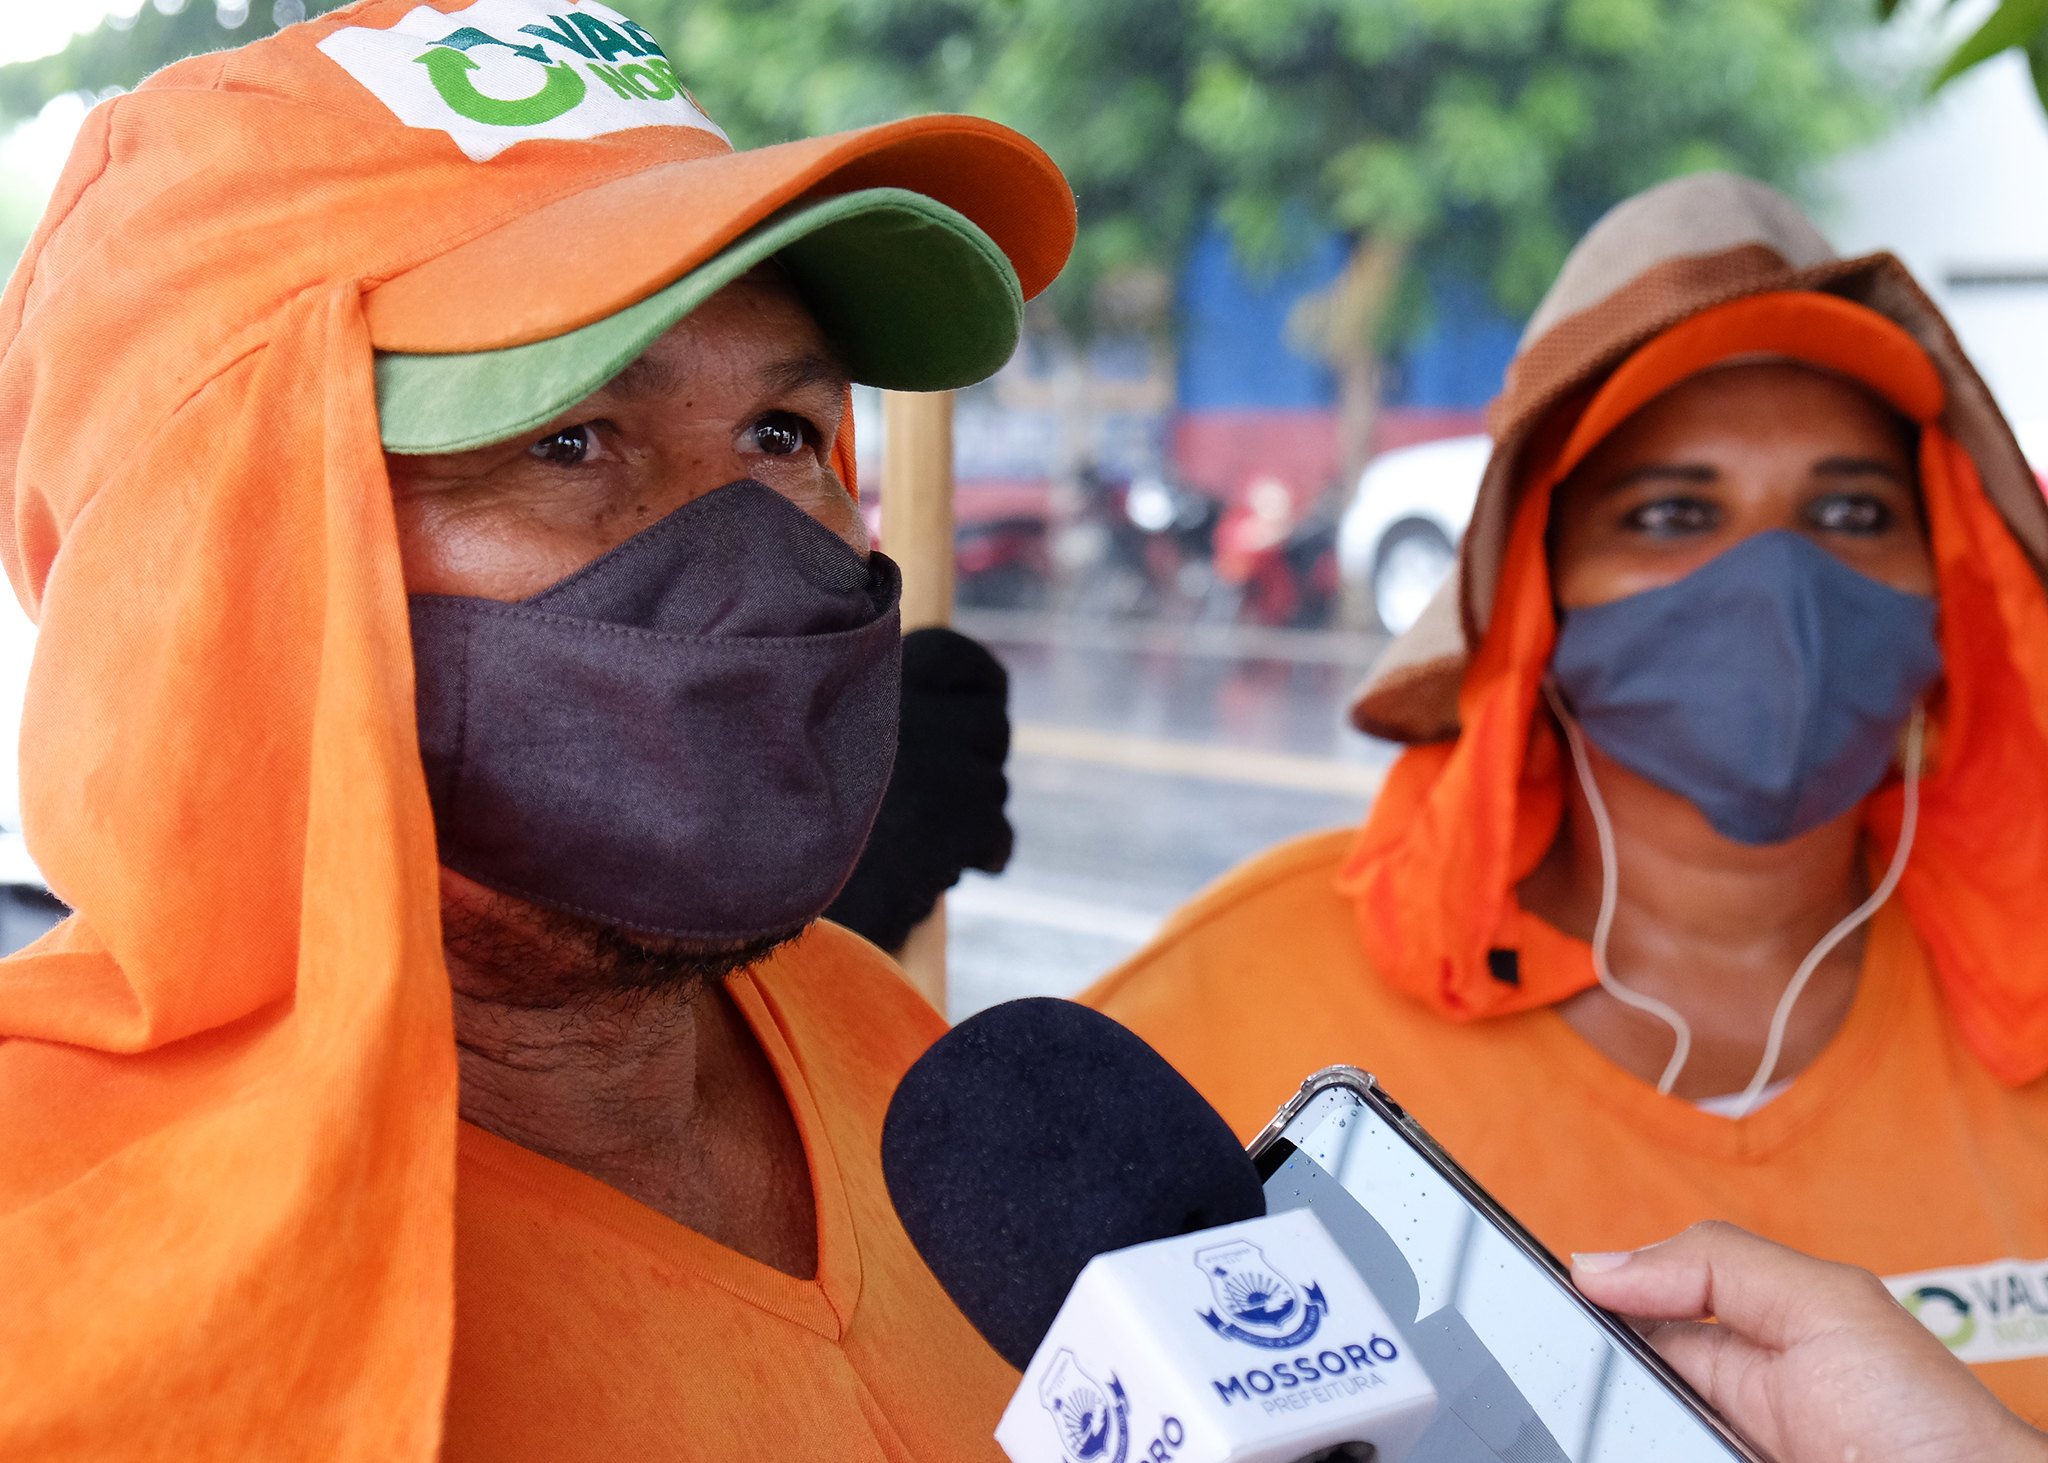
[1087, 172, 2048, 1423]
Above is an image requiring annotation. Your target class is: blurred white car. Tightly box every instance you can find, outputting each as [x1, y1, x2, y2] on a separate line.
[1336, 434, 1490, 635]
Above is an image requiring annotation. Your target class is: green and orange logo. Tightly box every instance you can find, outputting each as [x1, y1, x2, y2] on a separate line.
[320, 1, 726, 160]
[1901, 1286, 1976, 1351]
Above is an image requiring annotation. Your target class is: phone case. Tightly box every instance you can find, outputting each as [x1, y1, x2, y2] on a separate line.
[1247, 1065, 1772, 1463]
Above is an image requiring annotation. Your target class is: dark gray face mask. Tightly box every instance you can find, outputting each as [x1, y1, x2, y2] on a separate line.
[410, 479, 902, 941]
[1550, 529, 1942, 845]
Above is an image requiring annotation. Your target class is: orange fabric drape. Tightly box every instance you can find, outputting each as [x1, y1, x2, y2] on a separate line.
[0, 89, 471, 1461]
[1338, 292, 2048, 1085]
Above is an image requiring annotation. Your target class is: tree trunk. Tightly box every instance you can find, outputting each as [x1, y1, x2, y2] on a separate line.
[1289, 234, 1409, 492]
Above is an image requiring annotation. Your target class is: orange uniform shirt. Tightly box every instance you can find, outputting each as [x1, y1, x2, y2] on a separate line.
[444, 921, 1015, 1461]
[1085, 829, 2048, 1424]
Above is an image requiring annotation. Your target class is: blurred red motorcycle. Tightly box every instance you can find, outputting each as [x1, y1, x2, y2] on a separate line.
[1209, 474, 1341, 627]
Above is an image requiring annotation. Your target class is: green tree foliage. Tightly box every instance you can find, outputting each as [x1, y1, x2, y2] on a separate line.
[1899, 0, 2048, 109]
[639, 0, 1888, 475]
[638, 0, 1888, 332]
[0, 0, 1887, 343]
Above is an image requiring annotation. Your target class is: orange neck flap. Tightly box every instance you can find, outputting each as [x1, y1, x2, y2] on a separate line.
[0, 9, 861, 1456]
[1337, 292, 2048, 1086]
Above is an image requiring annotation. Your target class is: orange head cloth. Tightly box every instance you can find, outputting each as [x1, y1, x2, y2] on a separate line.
[1337, 291, 2048, 1086]
[0, 4, 1071, 1456]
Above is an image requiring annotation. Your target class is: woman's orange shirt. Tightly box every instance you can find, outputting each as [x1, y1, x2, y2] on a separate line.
[444, 921, 1015, 1461]
[1084, 830, 2048, 1425]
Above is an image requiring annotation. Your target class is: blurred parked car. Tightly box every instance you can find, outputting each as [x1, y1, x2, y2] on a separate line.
[956, 514, 1053, 609]
[1336, 434, 1491, 634]
[864, 480, 1057, 611]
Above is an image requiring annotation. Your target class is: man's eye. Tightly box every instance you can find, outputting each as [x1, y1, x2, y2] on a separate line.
[529, 425, 597, 465]
[747, 411, 813, 458]
[1623, 496, 1719, 537]
[1808, 493, 1893, 535]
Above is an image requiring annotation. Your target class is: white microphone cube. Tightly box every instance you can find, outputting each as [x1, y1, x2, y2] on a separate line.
[996, 1208, 1439, 1463]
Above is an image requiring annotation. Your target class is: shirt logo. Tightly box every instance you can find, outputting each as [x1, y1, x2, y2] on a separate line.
[1037, 1348, 1130, 1463]
[1886, 1258, 2048, 1365]
[318, 0, 727, 161]
[1194, 1237, 1328, 1349]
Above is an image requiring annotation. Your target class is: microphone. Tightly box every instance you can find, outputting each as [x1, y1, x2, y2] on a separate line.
[883, 998, 1440, 1463]
[882, 995, 1266, 1368]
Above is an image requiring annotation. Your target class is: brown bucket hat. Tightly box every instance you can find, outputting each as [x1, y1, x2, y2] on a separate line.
[1349, 170, 2048, 743]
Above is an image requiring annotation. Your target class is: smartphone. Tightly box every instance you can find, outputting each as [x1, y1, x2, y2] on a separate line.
[1246, 1066, 1770, 1463]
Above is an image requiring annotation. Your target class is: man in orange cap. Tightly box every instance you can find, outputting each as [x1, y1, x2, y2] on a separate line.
[1088, 173, 2048, 1423]
[0, 2, 1072, 1458]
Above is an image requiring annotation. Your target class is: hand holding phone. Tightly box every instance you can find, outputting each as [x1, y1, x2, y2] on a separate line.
[1572, 1223, 2048, 1463]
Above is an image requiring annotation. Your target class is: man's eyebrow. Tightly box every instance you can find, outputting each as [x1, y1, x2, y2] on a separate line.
[759, 351, 850, 397]
[595, 347, 849, 407]
[605, 351, 686, 401]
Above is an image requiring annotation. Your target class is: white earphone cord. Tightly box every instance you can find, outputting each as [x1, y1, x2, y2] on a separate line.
[1540, 682, 1924, 1114]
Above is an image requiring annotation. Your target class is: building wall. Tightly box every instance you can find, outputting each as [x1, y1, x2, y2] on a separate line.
[1821, 51, 2048, 461]
[1171, 225, 1518, 499]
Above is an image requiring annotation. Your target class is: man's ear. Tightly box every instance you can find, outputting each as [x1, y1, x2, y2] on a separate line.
[831, 385, 858, 500]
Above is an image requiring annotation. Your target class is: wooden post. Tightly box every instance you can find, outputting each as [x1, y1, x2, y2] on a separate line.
[882, 391, 957, 632]
[880, 390, 956, 1015]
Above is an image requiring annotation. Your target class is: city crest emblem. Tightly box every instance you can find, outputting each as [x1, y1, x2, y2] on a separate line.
[1194, 1237, 1327, 1349]
[1038, 1348, 1131, 1463]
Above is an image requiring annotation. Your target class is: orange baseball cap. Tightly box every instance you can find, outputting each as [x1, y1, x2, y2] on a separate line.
[277, 0, 1075, 421]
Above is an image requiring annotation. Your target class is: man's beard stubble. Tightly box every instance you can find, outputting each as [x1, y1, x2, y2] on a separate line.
[441, 879, 804, 1008]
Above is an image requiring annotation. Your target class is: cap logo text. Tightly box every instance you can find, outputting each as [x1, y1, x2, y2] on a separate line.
[320, 0, 727, 161]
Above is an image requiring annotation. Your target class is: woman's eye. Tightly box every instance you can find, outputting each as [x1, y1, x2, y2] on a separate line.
[1623, 496, 1719, 537]
[529, 425, 598, 466]
[1808, 493, 1894, 535]
[747, 411, 813, 458]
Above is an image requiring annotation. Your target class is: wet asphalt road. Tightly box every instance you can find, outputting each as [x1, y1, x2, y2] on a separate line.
[945, 611, 1400, 1020]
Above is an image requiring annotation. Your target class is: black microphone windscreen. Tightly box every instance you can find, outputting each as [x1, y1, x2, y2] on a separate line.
[882, 997, 1266, 1369]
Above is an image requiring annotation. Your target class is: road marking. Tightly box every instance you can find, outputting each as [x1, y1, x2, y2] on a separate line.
[957, 608, 1386, 666]
[1012, 721, 1389, 799]
[947, 878, 1165, 944]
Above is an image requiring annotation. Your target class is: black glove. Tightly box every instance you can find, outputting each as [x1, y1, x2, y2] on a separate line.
[825, 627, 1014, 953]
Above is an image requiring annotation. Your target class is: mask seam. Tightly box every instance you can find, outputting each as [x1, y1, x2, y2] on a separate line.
[522, 483, 870, 606]
[437, 853, 819, 944]
[415, 594, 901, 648]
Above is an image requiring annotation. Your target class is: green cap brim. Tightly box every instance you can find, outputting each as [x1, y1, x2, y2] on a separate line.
[376, 187, 1023, 455]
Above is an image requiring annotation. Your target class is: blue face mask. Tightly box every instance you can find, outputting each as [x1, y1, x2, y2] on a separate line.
[1549, 530, 1942, 845]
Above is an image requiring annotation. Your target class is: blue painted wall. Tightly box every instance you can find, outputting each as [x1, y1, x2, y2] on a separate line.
[1174, 225, 1343, 411]
[1174, 224, 1521, 413]
[1382, 275, 1522, 411]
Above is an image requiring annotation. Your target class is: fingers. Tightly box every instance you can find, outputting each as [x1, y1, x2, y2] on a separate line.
[1633, 1316, 1753, 1391]
[1571, 1220, 1889, 1348]
[1573, 1225, 2048, 1463]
